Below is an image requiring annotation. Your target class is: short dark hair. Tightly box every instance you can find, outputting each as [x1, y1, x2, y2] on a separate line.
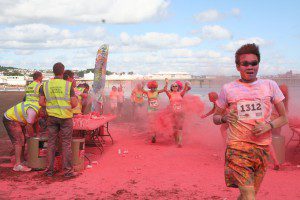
[235, 43, 260, 65]
[63, 70, 74, 80]
[82, 83, 90, 89]
[32, 71, 42, 80]
[53, 62, 65, 76]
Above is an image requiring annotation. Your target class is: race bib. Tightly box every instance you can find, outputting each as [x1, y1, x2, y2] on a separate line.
[111, 99, 117, 104]
[111, 102, 117, 108]
[173, 103, 182, 112]
[237, 100, 264, 120]
[149, 99, 159, 108]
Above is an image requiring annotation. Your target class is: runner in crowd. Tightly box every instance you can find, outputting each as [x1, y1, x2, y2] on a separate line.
[131, 82, 145, 121]
[117, 84, 125, 117]
[202, 92, 227, 143]
[213, 43, 288, 199]
[165, 79, 190, 147]
[142, 80, 167, 143]
[109, 86, 118, 115]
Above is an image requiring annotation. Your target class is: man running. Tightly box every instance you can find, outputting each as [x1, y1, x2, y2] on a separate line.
[213, 43, 288, 199]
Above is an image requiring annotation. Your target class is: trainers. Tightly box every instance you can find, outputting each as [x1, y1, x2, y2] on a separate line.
[13, 164, 31, 172]
[44, 170, 54, 177]
[21, 161, 28, 166]
[273, 164, 280, 170]
[151, 136, 156, 143]
[64, 172, 79, 178]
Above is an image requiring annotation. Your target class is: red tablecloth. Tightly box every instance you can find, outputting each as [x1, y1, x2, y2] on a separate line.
[73, 114, 116, 131]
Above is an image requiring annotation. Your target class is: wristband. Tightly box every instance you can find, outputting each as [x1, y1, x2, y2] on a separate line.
[219, 116, 225, 124]
[221, 116, 226, 123]
[268, 121, 274, 129]
[218, 117, 223, 124]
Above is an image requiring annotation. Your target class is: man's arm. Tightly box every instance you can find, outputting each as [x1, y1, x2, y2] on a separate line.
[271, 101, 288, 129]
[253, 101, 288, 136]
[213, 106, 237, 125]
[213, 106, 226, 125]
[39, 86, 46, 106]
[39, 96, 46, 107]
[180, 82, 190, 97]
[25, 108, 38, 137]
[80, 93, 88, 99]
[70, 87, 78, 108]
[70, 96, 78, 108]
[201, 104, 216, 119]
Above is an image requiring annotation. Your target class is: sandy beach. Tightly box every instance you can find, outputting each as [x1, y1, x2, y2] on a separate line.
[0, 91, 300, 199]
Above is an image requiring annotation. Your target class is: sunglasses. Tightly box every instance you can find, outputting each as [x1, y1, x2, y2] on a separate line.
[240, 61, 259, 67]
[172, 85, 178, 88]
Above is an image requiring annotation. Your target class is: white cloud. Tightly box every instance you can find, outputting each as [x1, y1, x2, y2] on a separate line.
[181, 37, 202, 46]
[0, 23, 202, 53]
[14, 50, 34, 55]
[0, 24, 109, 50]
[5, 44, 293, 76]
[231, 8, 240, 16]
[108, 48, 233, 75]
[223, 37, 268, 51]
[0, 24, 63, 42]
[119, 32, 202, 50]
[195, 8, 241, 22]
[1, 23, 291, 76]
[201, 25, 231, 40]
[0, 0, 169, 24]
[195, 9, 223, 22]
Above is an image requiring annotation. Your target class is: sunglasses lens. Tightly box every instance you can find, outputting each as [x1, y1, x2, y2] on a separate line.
[241, 61, 258, 66]
[251, 61, 258, 66]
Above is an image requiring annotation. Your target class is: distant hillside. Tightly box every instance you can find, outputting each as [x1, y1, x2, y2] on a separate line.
[0, 66, 23, 76]
[0, 66, 17, 71]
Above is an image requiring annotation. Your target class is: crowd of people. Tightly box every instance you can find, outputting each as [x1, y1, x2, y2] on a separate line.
[3, 63, 88, 177]
[2, 43, 292, 199]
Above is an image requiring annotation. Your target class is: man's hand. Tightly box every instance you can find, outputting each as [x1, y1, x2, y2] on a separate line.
[224, 110, 238, 124]
[253, 120, 271, 136]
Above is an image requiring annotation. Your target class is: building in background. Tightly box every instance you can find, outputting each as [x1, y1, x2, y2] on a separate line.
[3, 76, 27, 86]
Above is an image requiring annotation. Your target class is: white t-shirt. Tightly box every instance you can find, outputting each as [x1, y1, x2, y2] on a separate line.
[216, 79, 284, 146]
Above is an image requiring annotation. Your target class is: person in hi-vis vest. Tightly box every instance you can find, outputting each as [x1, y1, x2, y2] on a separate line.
[25, 71, 43, 104]
[3, 101, 40, 172]
[24, 71, 43, 133]
[39, 62, 78, 178]
[63, 70, 88, 115]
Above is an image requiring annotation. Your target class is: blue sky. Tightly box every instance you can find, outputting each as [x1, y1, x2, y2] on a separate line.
[0, 0, 299, 76]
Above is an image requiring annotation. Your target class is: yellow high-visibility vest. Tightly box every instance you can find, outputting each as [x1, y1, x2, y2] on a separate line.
[25, 81, 42, 112]
[72, 87, 84, 114]
[5, 102, 37, 124]
[43, 79, 72, 119]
